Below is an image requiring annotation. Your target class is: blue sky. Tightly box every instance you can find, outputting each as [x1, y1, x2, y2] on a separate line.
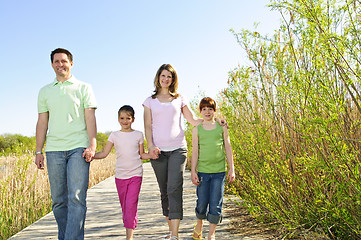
[0, 0, 280, 136]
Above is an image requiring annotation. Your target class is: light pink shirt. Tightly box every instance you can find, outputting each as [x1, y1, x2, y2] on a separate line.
[143, 95, 188, 151]
[108, 130, 143, 179]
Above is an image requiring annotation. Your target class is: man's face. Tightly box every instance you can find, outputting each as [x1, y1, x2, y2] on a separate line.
[52, 53, 73, 79]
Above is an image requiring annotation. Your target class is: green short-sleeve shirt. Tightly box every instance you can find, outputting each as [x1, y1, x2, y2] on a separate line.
[38, 76, 97, 151]
[197, 122, 226, 173]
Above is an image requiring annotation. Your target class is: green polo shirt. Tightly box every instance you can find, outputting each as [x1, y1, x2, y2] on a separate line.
[38, 76, 97, 151]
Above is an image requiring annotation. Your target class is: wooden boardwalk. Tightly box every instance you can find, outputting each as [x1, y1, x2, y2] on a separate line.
[9, 162, 239, 239]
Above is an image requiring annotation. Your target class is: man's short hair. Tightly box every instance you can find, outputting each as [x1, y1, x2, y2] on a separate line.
[50, 48, 73, 63]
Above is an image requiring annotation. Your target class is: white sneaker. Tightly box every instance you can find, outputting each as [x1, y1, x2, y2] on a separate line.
[169, 237, 179, 240]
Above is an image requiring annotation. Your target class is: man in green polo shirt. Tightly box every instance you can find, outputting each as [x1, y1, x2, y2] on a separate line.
[35, 48, 97, 240]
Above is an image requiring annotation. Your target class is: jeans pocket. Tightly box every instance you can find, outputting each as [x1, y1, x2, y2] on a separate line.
[198, 176, 203, 186]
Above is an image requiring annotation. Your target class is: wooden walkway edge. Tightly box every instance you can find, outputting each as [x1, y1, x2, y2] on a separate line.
[9, 162, 238, 239]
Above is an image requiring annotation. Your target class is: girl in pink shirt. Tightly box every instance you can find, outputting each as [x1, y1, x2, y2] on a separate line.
[93, 105, 158, 240]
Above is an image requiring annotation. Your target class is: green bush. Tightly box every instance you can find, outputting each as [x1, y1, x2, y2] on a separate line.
[0, 133, 112, 157]
[96, 132, 111, 152]
[211, 0, 361, 238]
[0, 134, 36, 156]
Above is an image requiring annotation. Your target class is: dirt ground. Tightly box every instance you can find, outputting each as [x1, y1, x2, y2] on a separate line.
[224, 199, 330, 240]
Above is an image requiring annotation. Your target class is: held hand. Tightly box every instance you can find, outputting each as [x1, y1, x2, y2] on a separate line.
[227, 170, 236, 183]
[35, 154, 45, 170]
[149, 151, 159, 159]
[150, 146, 161, 159]
[215, 118, 229, 129]
[191, 171, 200, 186]
[83, 148, 95, 162]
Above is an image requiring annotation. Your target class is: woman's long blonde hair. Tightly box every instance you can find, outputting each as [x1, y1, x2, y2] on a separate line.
[151, 64, 179, 99]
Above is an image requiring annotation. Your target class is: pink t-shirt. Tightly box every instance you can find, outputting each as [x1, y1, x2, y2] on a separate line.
[108, 130, 144, 179]
[143, 95, 188, 151]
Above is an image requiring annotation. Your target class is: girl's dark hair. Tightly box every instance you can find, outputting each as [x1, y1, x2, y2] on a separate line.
[118, 105, 135, 118]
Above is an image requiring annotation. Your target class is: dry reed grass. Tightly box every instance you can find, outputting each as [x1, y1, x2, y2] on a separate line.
[0, 153, 116, 240]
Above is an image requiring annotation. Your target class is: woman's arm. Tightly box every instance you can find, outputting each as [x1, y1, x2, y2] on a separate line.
[223, 127, 235, 183]
[139, 143, 159, 160]
[182, 105, 203, 127]
[93, 141, 113, 160]
[191, 127, 200, 185]
[182, 105, 228, 127]
[143, 106, 155, 148]
[215, 117, 228, 128]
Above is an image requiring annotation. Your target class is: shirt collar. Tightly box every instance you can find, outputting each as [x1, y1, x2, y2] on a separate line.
[52, 76, 77, 86]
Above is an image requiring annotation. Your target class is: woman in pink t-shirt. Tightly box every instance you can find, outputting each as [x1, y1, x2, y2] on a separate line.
[93, 105, 158, 240]
[143, 64, 225, 240]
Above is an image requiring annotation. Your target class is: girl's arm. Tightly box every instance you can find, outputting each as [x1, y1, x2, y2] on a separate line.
[223, 126, 235, 183]
[139, 143, 159, 160]
[191, 127, 200, 186]
[182, 105, 203, 127]
[93, 141, 114, 160]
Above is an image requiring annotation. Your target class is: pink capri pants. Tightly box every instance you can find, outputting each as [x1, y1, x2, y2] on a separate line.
[115, 176, 142, 229]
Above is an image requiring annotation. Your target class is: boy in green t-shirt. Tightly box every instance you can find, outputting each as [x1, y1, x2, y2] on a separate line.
[191, 97, 235, 240]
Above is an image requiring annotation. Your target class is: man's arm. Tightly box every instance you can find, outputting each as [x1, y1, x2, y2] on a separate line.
[84, 108, 97, 161]
[35, 112, 49, 170]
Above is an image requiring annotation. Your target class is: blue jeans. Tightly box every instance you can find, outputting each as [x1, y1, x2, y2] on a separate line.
[195, 172, 226, 224]
[46, 147, 90, 240]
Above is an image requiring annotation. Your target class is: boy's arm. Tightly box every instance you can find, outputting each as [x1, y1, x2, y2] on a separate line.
[191, 127, 200, 185]
[93, 141, 113, 160]
[223, 126, 235, 183]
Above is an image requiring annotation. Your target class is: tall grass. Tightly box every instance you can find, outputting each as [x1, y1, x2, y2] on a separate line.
[211, 0, 361, 238]
[0, 153, 116, 240]
[0, 154, 51, 239]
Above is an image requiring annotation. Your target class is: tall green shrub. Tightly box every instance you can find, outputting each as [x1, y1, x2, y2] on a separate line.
[218, 0, 361, 238]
